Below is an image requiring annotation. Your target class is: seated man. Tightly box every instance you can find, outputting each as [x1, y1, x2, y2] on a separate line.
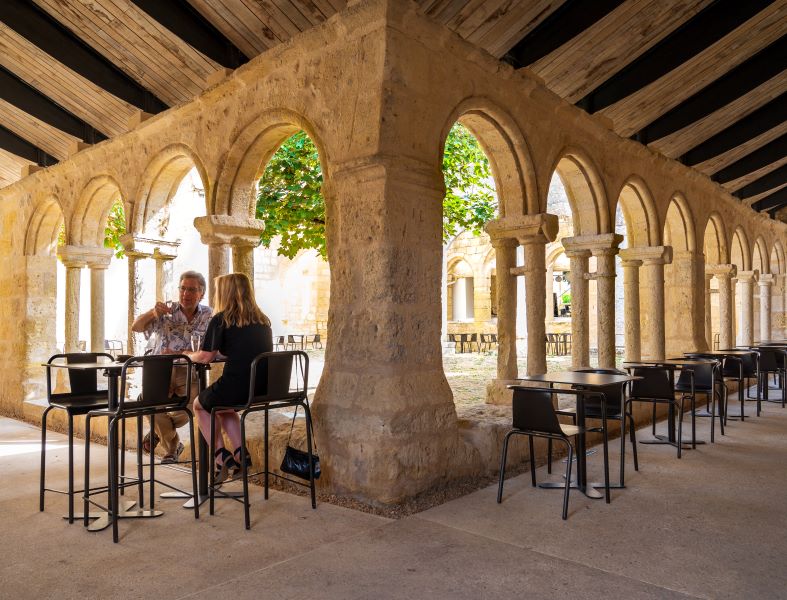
[131, 270, 213, 462]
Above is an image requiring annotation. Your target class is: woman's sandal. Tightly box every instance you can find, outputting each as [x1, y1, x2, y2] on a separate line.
[213, 448, 237, 485]
[231, 446, 253, 479]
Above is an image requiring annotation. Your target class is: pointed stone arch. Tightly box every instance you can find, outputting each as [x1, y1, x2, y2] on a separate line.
[440, 98, 538, 217]
[548, 147, 608, 235]
[731, 227, 751, 271]
[131, 143, 210, 235]
[663, 193, 696, 253]
[702, 212, 728, 264]
[752, 235, 769, 274]
[214, 109, 329, 217]
[70, 175, 126, 247]
[24, 195, 65, 256]
[613, 175, 660, 247]
[770, 241, 785, 274]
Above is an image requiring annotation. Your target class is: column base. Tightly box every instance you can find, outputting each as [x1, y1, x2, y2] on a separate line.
[485, 379, 519, 406]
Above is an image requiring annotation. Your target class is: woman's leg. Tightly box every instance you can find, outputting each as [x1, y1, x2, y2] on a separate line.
[217, 411, 242, 452]
[194, 399, 225, 453]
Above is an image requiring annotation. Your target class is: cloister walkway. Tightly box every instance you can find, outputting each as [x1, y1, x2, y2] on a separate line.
[1, 398, 785, 599]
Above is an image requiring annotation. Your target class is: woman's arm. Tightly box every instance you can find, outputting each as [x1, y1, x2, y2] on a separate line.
[187, 350, 218, 364]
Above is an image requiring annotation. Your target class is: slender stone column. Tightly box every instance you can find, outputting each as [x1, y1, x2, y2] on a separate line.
[89, 261, 110, 353]
[707, 265, 736, 350]
[207, 242, 229, 304]
[759, 274, 774, 341]
[231, 241, 256, 284]
[704, 273, 714, 349]
[737, 271, 758, 346]
[731, 277, 738, 343]
[621, 259, 642, 362]
[62, 260, 83, 352]
[521, 237, 547, 375]
[780, 275, 787, 338]
[564, 248, 590, 368]
[125, 251, 146, 355]
[592, 243, 622, 368]
[489, 237, 518, 381]
[152, 247, 177, 302]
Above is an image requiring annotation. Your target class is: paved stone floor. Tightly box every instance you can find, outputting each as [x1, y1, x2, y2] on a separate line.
[2, 394, 786, 599]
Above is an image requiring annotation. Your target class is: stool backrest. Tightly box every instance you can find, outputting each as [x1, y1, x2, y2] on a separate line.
[46, 353, 113, 398]
[249, 350, 308, 406]
[756, 347, 783, 372]
[675, 359, 717, 390]
[512, 388, 562, 434]
[629, 366, 674, 400]
[118, 354, 191, 409]
[574, 368, 626, 416]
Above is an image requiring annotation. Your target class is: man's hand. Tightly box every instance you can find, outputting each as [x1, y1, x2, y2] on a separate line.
[152, 301, 173, 319]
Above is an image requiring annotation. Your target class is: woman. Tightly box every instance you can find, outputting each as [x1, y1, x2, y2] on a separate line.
[188, 273, 272, 482]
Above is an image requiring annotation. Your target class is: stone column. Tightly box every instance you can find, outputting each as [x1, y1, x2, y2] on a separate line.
[488, 237, 518, 381]
[736, 271, 758, 346]
[88, 257, 111, 353]
[62, 260, 83, 353]
[633, 247, 672, 360]
[520, 237, 547, 376]
[152, 247, 177, 302]
[207, 242, 230, 304]
[564, 248, 590, 368]
[124, 251, 147, 355]
[707, 265, 736, 350]
[731, 277, 738, 343]
[620, 258, 642, 362]
[704, 272, 714, 349]
[759, 274, 774, 341]
[591, 240, 622, 368]
[231, 241, 257, 284]
[666, 250, 707, 354]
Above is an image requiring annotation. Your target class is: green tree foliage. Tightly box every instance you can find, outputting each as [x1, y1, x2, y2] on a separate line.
[103, 199, 126, 258]
[256, 124, 497, 258]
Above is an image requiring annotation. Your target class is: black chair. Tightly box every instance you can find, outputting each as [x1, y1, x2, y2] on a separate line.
[676, 357, 724, 442]
[41, 352, 113, 523]
[497, 387, 610, 519]
[208, 350, 317, 529]
[83, 354, 199, 542]
[479, 333, 498, 352]
[625, 365, 688, 458]
[549, 368, 638, 486]
[310, 333, 323, 349]
[755, 346, 786, 407]
[719, 350, 759, 418]
[273, 335, 285, 351]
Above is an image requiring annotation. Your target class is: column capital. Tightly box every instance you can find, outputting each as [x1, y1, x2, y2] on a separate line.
[57, 244, 112, 269]
[758, 273, 774, 287]
[562, 233, 623, 255]
[620, 259, 643, 268]
[706, 263, 736, 278]
[619, 245, 672, 265]
[489, 236, 519, 250]
[151, 247, 177, 262]
[485, 213, 559, 245]
[193, 214, 265, 246]
[737, 270, 759, 283]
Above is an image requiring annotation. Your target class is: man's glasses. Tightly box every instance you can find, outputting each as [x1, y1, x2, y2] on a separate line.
[179, 286, 201, 293]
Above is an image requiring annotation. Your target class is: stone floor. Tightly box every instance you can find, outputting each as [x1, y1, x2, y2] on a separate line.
[2, 390, 786, 599]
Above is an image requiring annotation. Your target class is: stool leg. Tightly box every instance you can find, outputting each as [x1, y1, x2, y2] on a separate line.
[149, 417, 155, 509]
[241, 412, 251, 529]
[83, 414, 92, 527]
[547, 438, 552, 474]
[120, 417, 126, 496]
[136, 415, 144, 507]
[303, 402, 317, 509]
[39, 406, 52, 512]
[109, 417, 119, 543]
[562, 442, 573, 520]
[264, 409, 269, 500]
[496, 431, 514, 503]
[187, 411, 199, 520]
[209, 410, 216, 515]
[68, 414, 74, 524]
[528, 436, 536, 487]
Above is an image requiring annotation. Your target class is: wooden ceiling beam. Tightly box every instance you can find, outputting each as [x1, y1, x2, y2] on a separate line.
[129, 0, 249, 69]
[752, 187, 787, 213]
[0, 66, 106, 143]
[736, 164, 787, 200]
[0, 124, 58, 166]
[0, 0, 168, 113]
[576, 0, 774, 113]
[633, 36, 786, 145]
[712, 134, 787, 184]
[501, 0, 624, 68]
[680, 92, 787, 167]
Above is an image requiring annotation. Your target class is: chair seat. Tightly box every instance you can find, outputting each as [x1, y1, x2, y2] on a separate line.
[674, 383, 713, 393]
[559, 423, 580, 437]
[556, 406, 623, 419]
[50, 393, 109, 413]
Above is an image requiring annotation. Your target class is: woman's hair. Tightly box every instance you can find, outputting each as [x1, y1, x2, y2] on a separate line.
[212, 273, 271, 328]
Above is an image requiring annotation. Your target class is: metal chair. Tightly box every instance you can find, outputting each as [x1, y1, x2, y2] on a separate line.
[675, 357, 724, 443]
[41, 352, 113, 523]
[549, 368, 638, 486]
[103, 340, 124, 358]
[310, 333, 323, 349]
[273, 335, 286, 351]
[626, 365, 687, 458]
[755, 346, 786, 407]
[719, 350, 759, 418]
[208, 350, 317, 529]
[497, 387, 609, 519]
[83, 354, 199, 542]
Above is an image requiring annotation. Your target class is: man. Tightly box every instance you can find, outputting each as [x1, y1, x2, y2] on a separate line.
[131, 270, 212, 462]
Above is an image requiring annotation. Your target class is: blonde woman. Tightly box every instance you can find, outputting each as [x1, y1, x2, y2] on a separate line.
[188, 273, 272, 482]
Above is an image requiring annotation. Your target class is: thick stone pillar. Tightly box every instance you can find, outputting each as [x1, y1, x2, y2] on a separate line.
[666, 250, 707, 355]
[707, 265, 736, 349]
[704, 272, 714, 349]
[521, 237, 547, 375]
[207, 242, 229, 304]
[563, 247, 590, 368]
[634, 247, 672, 360]
[620, 258, 642, 362]
[758, 274, 774, 341]
[736, 271, 758, 346]
[488, 237, 518, 382]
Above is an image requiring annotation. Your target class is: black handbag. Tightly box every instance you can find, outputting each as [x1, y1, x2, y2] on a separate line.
[280, 404, 321, 480]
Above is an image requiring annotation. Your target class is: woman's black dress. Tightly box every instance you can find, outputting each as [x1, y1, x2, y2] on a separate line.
[198, 312, 273, 409]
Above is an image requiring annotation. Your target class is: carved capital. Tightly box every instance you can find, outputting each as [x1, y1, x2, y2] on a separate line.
[58, 244, 112, 269]
[705, 264, 737, 279]
[485, 213, 559, 245]
[193, 215, 265, 246]
[620, 245, 673, 265]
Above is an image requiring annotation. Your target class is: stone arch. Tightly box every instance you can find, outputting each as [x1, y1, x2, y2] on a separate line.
[548, 147, 608, 235]
[70, 175, 125, 247]
[439, 98, 538, 217]
[752, 236, 769, 274]
[731, 227, 751, 271]
[24, 195, 65, 256]
[613, 176, 660, 247]
[771, 241, 785, 274]
[214, 109, 328, 217]
[131, 143, 210, 235]
[702, 212, 728, 264]
[663, 193, 696, 252]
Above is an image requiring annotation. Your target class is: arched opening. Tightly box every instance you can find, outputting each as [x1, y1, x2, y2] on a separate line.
[731, 227, 751, 344]
[703, 214, 728, 349]
[662, 195, 696, 355]
[752, 236, 769, 341]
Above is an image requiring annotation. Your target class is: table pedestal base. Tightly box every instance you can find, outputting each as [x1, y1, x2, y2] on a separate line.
[160, 490, 244, 508]
[538, 480, 604, 500]
[640, 434, 706, 448]
[82, 500, 163, 532]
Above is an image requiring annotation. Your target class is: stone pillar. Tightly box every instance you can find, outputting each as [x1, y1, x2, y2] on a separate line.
[125, 251, 146, 355]
[731, 277, 738, 343]
[62, 261, 83, 353]
[231, 241, 256, 284]
[707, 265, 736, 350]
[630, 246, 672, 360]
[591, 239, 622, 368]
[620, 258, 642, 362]
[88, 257, 111, 353]
[207, 242, 230, 304]
[736, 271, 758, 346]
[152, 247, 177, 302]
[704, 272, 714, 349]
[759, 274, 774, 341]
[666, 250, 707, 355]
[488, 237, 518, 381]
[564, 248, 590, 368]
[521, 237, 547, 376]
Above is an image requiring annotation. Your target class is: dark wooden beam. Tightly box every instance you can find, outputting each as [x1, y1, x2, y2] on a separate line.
[712, 134, 787, 184]
[0, 125, 58, 166]
[0, 67, 107, 143]
[576, 0, 775, 113]
[634, 37, 786, 144]
[501, 0, 625, 68]
[129, 0, 248, 69]
[752, 187, 787, 213]
[735, 164, 787, 199]
[681, 93, 787, 166]
[0, 0, 168, 113]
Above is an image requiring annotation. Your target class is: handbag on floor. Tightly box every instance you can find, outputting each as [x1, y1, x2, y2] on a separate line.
[280, 403, 321, 480]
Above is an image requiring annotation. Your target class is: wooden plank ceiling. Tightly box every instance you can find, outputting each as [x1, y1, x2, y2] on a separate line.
[0, 0, 785, 218]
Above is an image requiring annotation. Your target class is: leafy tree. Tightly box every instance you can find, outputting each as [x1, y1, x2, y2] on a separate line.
[256, 124, 497, 258]
[56, 199, 126, 258]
